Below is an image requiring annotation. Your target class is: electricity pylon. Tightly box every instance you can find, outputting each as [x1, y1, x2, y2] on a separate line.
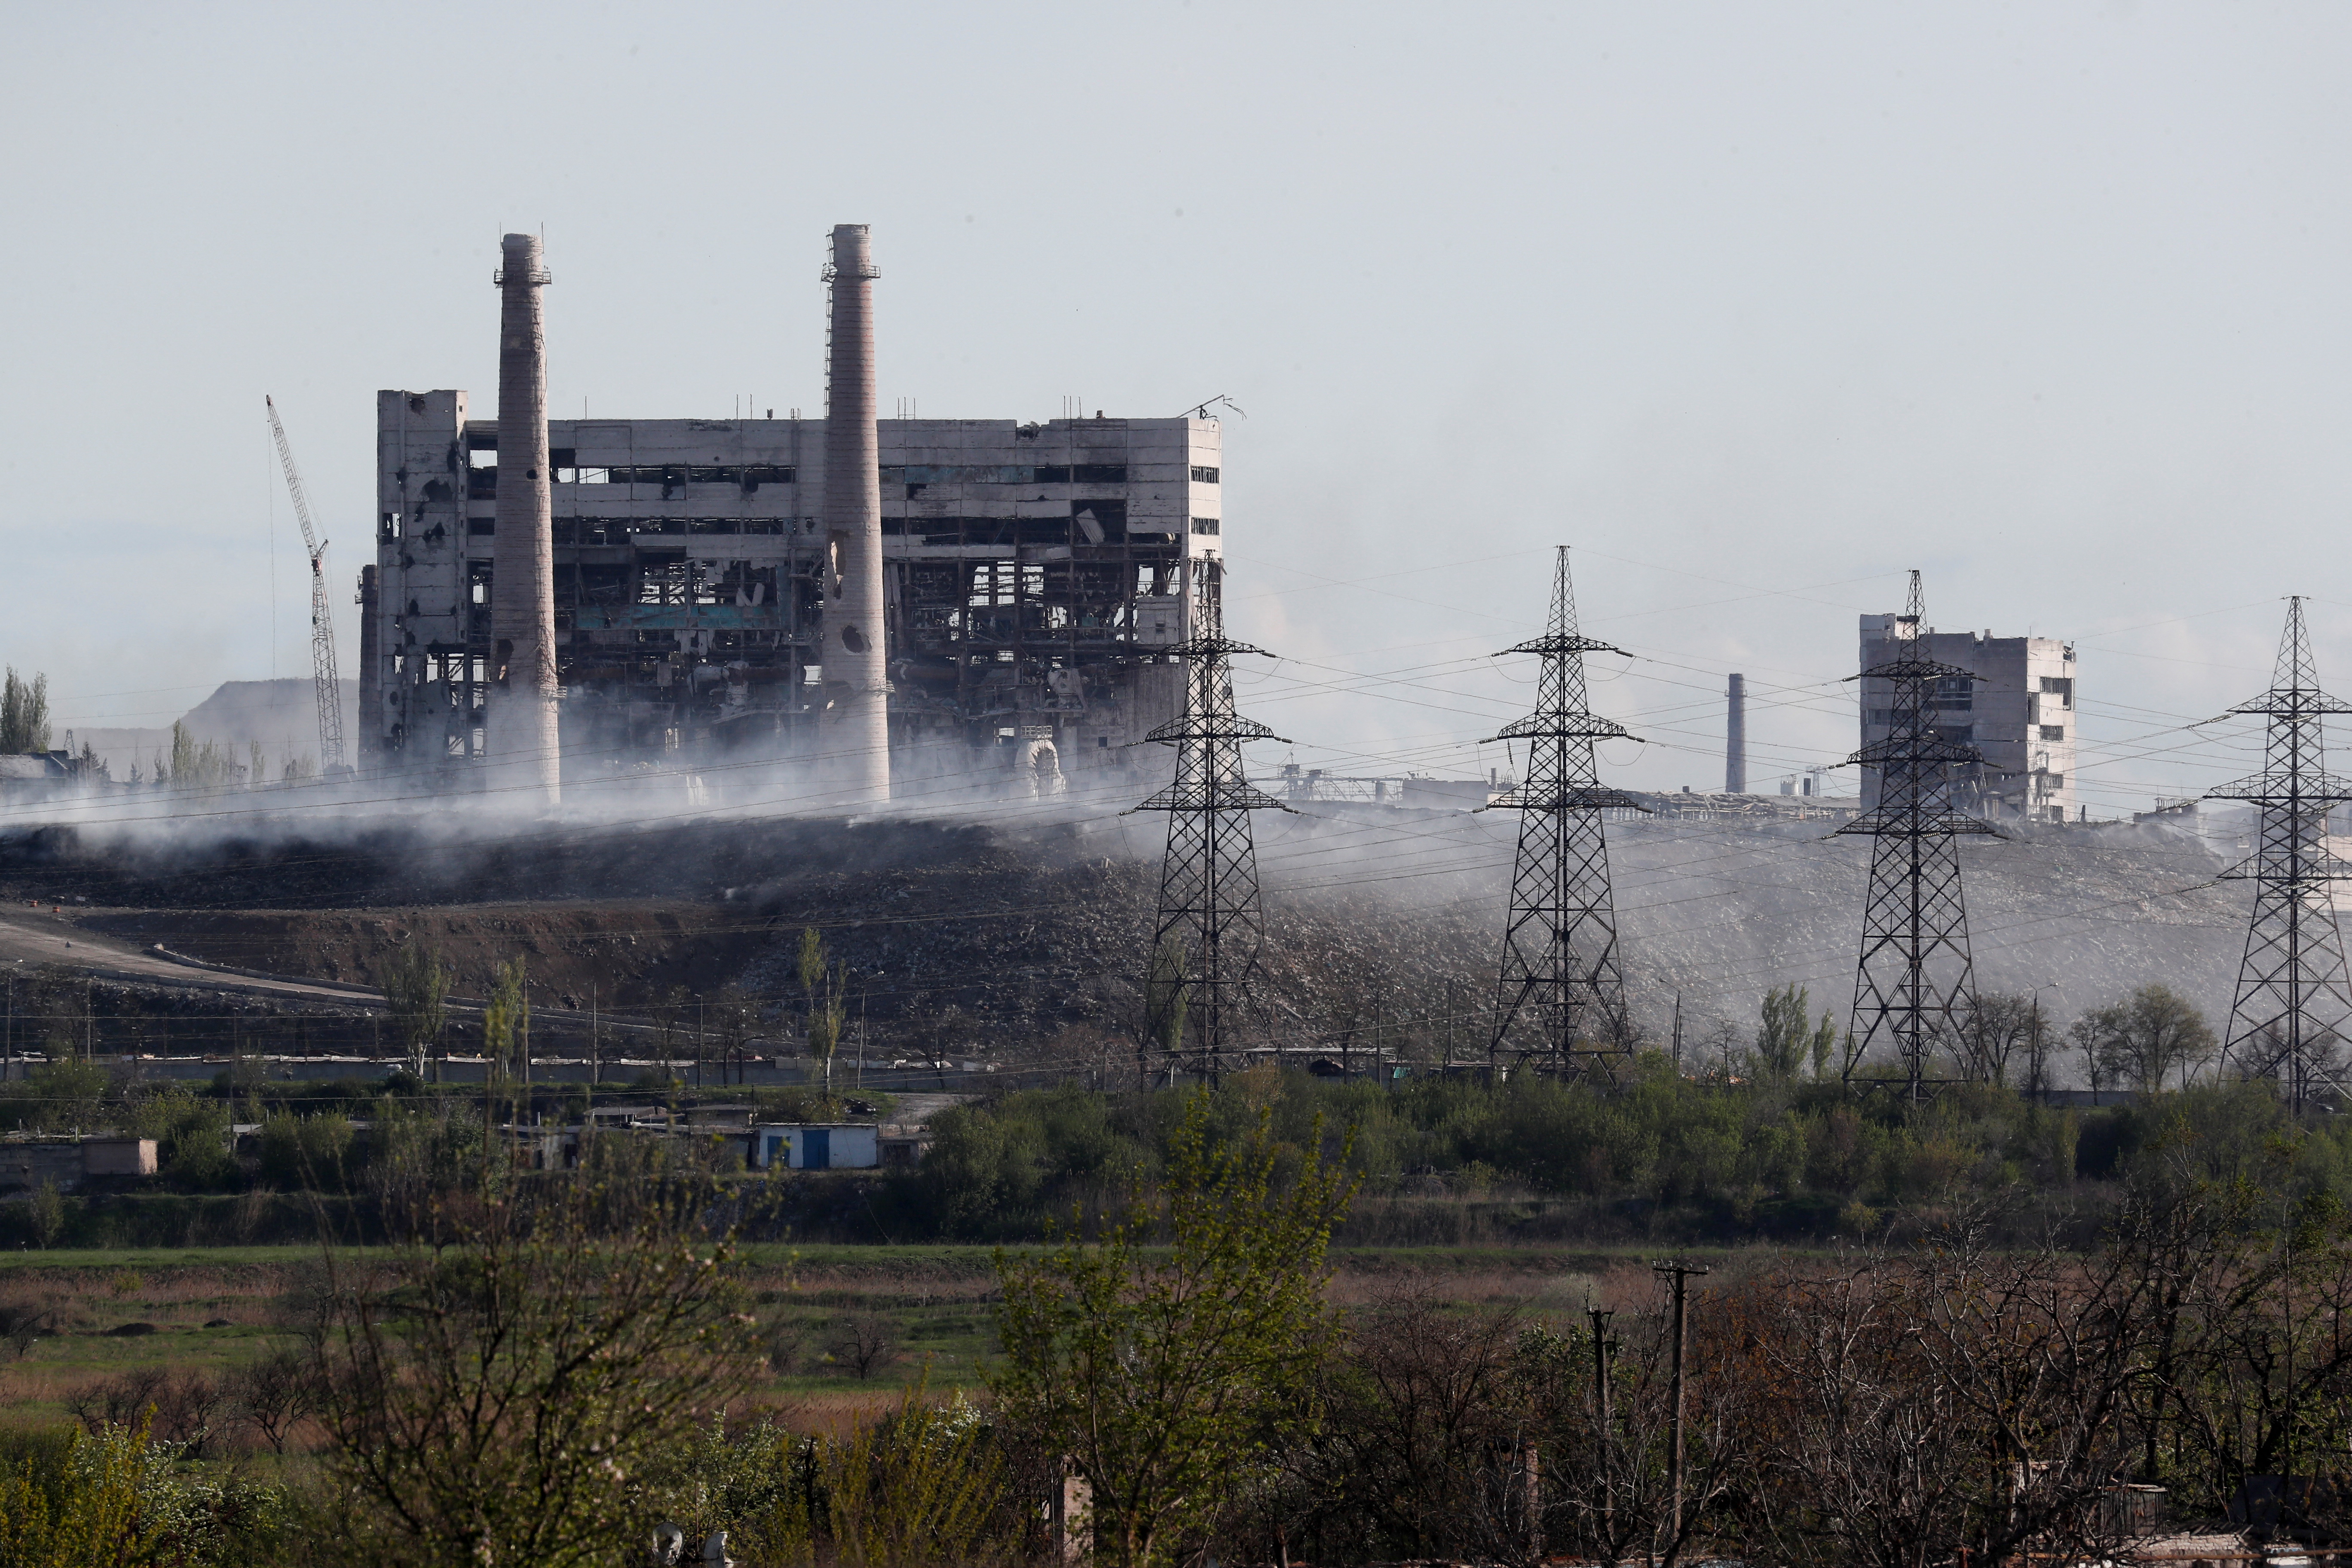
[1840, 570, 1996, 1100]
[1134, 589, 1288, 1085]
[1487, 546, 1645, 1074]
[2204, 596, 2352, 1109]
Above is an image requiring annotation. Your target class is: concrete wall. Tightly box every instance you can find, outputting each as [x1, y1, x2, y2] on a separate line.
[1859, 617, 2078, 822]
[371, 404, 1224, 788]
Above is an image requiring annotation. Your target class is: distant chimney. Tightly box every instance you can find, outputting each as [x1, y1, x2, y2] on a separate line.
[818, 224, 890, 806]
[1725, 673, 1746, 794]
[486, 232, 560, 807]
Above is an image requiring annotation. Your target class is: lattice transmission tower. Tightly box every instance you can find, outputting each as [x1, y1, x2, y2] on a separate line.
[1839, 570, 1997, 1100]
[1134, 588, 1289, 1085]
[2204, 597, 2352, 1109]
[1487, 546, 1645, 1075]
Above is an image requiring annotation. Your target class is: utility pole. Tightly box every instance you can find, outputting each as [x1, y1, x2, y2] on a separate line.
[1841, 570, 1995, 1100]
[1488, 546, 1646, 1075]
[1133, 578, 1288, 1085]
[1652, 1260, 1710, 1551]
[2204, 597, 2352, 1109]
[1588, 1304, 1617, 1551]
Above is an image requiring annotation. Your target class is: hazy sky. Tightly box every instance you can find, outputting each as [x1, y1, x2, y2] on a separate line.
[4, 2, 2349, 813]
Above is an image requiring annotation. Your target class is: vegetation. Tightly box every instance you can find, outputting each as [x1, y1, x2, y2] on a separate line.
[992, 1084, 1355, 1565]
[371, 943, 451, 1078]
[0, 668, 49, 754]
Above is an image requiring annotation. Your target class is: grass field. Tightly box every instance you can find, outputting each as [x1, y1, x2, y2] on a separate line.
[0, 1240, 1770, 1444]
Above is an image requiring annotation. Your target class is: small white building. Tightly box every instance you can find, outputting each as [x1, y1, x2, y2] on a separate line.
[754, 1123, 879, 1171]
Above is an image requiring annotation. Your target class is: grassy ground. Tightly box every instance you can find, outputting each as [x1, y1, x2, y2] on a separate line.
[0, 1240, 1784, 1442]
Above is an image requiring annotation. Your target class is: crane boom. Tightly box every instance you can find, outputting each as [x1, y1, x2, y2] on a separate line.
[264, 396, 346, 773]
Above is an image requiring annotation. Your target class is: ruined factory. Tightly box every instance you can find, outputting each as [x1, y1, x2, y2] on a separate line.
[363, 226, 1225, 804]
[1856, 611, 2078, 822]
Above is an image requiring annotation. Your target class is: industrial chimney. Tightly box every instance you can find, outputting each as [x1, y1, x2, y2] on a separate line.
[356, 564, 380, 767]
[487, 232, 561, 807]
[1725, 673, 1746, 794]
[819, 224, 890, 805]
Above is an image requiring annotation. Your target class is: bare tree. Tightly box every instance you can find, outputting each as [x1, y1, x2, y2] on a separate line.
[230, 1347, 318, 1455]
[1954, 991, 2039, 1086]
[829, 1314, 898, 1381]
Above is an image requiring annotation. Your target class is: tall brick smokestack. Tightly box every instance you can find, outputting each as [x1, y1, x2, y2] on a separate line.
[488, 232, 561, 806]
[1726, 672, 1747, 794]
[820, 223, 890, 805]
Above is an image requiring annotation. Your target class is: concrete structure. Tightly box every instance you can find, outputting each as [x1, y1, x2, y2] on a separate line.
[754, 1122, 880, 1170]
[1725, 672, 1746, 793]
[371, 403, 1224, 790]
[355, 565, 382, 766]
[0, 1136, 158, 1193]
[368, 230, 1224, 796]
[485, 233, 562, 805]
[820, 224, 890, 805]
[1858, 616, 2076, 823]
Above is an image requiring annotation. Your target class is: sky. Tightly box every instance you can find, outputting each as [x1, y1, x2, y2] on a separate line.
[3, 1, 2350, 815]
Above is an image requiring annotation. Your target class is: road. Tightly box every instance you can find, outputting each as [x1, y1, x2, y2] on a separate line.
[0, 907, 382, 1009]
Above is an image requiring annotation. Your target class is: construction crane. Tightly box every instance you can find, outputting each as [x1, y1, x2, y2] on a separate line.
[263, 396, 347, 775]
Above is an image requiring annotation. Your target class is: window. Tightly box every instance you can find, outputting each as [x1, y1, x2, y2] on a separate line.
[2040, 724, 2065, 742]
[1191, 518, 1221, 536]
[1032, 465, 1127, 484]
[2039, 675, 2074, 710]
[1191, 466, 1220, 484]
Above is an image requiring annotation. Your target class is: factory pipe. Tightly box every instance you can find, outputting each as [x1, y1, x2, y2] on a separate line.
[356, 564, 380, 766]
[819, 224, 890, 805]
[1726, 672, 1746, 794]
[487, 232, 561, 807]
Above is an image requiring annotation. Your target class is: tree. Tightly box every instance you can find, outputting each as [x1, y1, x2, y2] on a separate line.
[374, 942, 451, 1076]
[1144, 938, 1189, 1067]
[229, 1348, 317, 1455]
[481, 957, 530, 1084]
[1808, 1009, 1841, 1081]
[310, 1180, 753, 1568]
[799, 928, 848, 1090]
[1757, 985, 1813, 1079]
[0, 667, 50, 754]
[1955, 991, 2040, 1086]
[2075, 985, 2217, 1092]
[991, 1088, 1357, 1567]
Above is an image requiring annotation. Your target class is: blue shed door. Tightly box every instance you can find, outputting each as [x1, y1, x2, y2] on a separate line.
[803, 1129, 830, 1171]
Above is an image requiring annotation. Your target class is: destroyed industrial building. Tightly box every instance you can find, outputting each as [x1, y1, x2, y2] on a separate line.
[364, 226, 1226, 801]
[1857, 611, 2078, 822]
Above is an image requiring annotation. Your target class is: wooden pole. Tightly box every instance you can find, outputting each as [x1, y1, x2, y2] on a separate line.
[1652, 1260, 1709, 1552]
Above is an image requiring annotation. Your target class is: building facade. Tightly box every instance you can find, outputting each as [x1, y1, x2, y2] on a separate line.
[368, 402, 1224, 793]
[1857, 617, 2077, 823]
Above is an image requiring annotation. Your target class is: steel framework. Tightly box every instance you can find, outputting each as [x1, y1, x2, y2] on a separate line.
[264, 397, 347, 775]
[1487, 546, 1645, 1073]
[2204, 596, 2352, 1108]
[1839, 570, 1996, 1099]
[1135, 593, 1288, 1084]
